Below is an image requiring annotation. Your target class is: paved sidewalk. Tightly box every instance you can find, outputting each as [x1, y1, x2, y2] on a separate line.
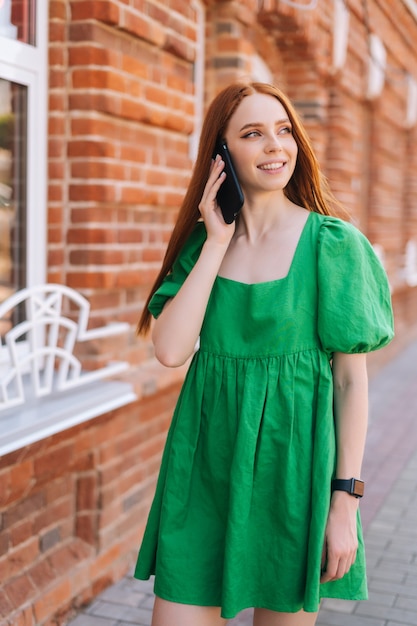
[67, 339, 417, 626]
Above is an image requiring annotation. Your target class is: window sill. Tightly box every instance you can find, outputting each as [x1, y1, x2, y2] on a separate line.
[0, 378, 136, 457]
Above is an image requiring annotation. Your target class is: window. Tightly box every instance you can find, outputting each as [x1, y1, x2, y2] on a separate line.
[0, 0, 47, 309]
[0, 79, 28, 308]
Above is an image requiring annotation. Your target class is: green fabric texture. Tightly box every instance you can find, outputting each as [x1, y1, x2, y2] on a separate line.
[134, 211, 394, 618]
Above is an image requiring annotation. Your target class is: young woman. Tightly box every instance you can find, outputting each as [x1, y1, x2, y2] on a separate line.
[134, 82, 394, 626]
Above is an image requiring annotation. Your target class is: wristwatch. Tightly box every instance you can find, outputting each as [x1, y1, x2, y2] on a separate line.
[332, 478, 365, 498]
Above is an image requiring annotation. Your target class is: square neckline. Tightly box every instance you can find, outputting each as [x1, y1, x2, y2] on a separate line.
[216, 210, 314, 287]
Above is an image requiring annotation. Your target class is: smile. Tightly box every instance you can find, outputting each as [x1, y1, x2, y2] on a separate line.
[258, 162, 286, 171]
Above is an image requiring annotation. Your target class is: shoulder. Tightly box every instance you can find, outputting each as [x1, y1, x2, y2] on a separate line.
[313, 214, 372, 256]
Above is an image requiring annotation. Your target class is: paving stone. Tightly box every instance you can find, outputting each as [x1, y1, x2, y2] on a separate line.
[87, 600, 153, 624]
[367, 590, 396, 608]
[355, 603, 417, 625]
[320, 599, 357, 614]
[67, 616, 117, 626]
[99, 585, 147, 608]
[395, 596, 417, 612]
[317, 609, 385, 626]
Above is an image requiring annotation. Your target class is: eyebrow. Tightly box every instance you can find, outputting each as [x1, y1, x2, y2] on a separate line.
[239, 118, 291, 132]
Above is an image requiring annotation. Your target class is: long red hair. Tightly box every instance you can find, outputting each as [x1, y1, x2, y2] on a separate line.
[137, 81, 346, 334]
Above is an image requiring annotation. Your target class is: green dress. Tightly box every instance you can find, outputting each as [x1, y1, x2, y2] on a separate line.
[134, 211, 394, 618]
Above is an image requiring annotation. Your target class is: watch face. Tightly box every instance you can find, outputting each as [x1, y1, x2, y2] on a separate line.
[353, 480, 365, 497]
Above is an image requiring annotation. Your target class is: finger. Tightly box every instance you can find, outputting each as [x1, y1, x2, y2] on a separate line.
[201, 157, 225, 197]
[320, 551, 342, 583]
[208, 154, 224, 177]
[199, 168, 226, 210]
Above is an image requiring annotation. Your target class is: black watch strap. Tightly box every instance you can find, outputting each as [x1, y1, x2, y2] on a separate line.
[332, 478, 365, 498]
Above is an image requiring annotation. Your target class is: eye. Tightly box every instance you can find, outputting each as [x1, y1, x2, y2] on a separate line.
[278, 126, 292, 135]
[242, 130, 261, 138]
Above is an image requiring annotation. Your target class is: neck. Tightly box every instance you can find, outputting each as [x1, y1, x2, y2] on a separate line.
[236, 193, 301, 242]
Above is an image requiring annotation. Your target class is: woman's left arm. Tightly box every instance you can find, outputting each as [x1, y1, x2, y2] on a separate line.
[320, 351, 368, 583]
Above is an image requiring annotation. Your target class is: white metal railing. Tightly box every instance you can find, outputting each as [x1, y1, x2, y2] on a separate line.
[0, 284, 133, 412]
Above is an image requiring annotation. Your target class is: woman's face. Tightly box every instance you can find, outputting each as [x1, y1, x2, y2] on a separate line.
[223, 93, 298, 196]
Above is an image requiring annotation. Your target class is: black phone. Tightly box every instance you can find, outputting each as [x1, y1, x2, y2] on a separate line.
[213, 139, 244, 224]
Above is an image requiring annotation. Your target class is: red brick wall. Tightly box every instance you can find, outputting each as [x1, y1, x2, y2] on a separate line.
[1, 1, 417, 623]
[0, 383, 181, 625]
[48, 0, 198, 372]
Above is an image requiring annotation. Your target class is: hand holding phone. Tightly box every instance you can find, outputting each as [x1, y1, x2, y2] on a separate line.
[213, 139, 244, 224]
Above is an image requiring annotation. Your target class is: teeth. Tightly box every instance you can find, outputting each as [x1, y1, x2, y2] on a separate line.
[259, 163, 284, 170]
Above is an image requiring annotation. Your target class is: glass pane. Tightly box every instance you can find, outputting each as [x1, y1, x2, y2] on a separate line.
[0, 78, 27, 327]
[0, 0, 36, 46]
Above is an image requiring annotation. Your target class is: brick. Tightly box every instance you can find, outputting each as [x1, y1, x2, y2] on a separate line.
[68, 44, 116, 67]
[70, 160, 126, 180]
[49, 540, 93, 575]
[69, 183, 117, 202]
[68, 225, 117, 245]
[88, 543, 121, 579]
[119, 9, 165, 47]
[4, 492, 46, 529]
[33, 443, 74, 483]
[0, 589, 14, 619]
[0, 530, 9, 556]
[33, 578, 72, 624]
[0, 470, 10, 506]
[27, 558, 56, 592]
[48, 183, 63, 202]
[72, 68, 126, 91]
[3, 573, 37, 609]
[49, 20, 66, 43]
[48, 46, 65, 66]
[76, 513, 97, 545]
[10, 606, 36, 626]
[68, 139, 117, 158]
[70, 0, 120, 24]
[48, 67, 66, 89]
[40, 527, 61, 553]
[76, 474, 98, 511]
[49, 0, 67, 20]
[48, 160, 65, 179]
[70, 204, 115, 223]
[69, 249, 125, 265]
[48, 137, 65, 158]
[9, 460, 34, 502]
[67, 271, 116, 289]
[9, 519, 32, 547]
[121, 54, 148, 78]
[32, 497, 74, 536]
[0, 445, 36, 470]
[6, 537, 39, 579]
[48, 248, 65, 268]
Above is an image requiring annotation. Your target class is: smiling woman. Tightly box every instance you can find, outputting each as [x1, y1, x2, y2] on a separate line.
[134, 81, 394, 626]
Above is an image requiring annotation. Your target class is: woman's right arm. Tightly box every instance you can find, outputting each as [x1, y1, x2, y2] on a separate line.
[152, 155, 235, 367]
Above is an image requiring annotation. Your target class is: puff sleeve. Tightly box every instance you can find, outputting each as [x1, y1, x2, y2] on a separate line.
[317, 217, 394, 355]
[148, 222, 207, 319]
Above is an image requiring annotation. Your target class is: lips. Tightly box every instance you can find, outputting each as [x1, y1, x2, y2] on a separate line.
[258, 162, 286, 171]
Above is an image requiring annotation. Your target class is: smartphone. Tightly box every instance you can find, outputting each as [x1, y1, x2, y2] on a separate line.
[213, 138, 244, 224]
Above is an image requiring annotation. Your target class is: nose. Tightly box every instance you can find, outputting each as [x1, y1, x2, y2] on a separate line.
[265, 134, 283, 152]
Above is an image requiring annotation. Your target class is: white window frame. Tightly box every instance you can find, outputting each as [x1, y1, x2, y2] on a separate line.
[0, 1, 48, 289]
